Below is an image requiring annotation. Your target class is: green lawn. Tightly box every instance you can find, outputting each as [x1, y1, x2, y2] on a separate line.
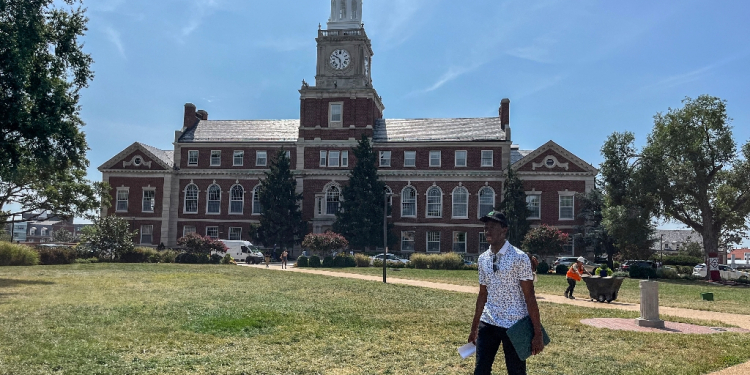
[323, 267, 750, 315]
[0, 264, 747, 374]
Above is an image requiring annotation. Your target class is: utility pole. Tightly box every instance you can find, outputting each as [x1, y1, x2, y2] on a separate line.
[383, 191, 388, 283]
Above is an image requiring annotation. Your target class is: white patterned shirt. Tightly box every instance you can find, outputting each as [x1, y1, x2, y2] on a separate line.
[478, 241, 534, 328]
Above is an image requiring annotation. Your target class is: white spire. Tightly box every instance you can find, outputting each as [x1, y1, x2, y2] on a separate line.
[327, 0, 362, 30]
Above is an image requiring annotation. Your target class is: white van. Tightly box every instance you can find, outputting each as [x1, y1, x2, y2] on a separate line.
[216, 240, 264, 263]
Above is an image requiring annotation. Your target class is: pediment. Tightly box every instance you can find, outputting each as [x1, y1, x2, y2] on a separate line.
[511, 140, 597, 175]
[98, 142, 172, 172]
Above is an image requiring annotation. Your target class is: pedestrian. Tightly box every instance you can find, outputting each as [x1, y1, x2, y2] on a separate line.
[281, 249, 289, 269]
[564, 256, 591, 299]
[469, 211, 545, 375]
[529, 255, 539, 283]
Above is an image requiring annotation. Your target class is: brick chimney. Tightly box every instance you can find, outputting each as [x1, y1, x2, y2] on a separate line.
[197, 110, 208, 121]
[499, 98, 510, 130]
[183, 103, 198, 131]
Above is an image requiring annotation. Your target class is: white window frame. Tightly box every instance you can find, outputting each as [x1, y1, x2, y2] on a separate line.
[206, 185, 221, 214]
[451, 186, 469, 219]
[401, 231, 415, 252]
[184, 184, 199, 214]
[559, 192, 575, 220]
[329, 102, 343, 127]
[329, 151, 340, 167]
[478, 187, 495, 218]
[379, 151, 391, 167]
[230, 184, 244, 214]
[206, 226, 219, 239]
[341, 151, 349, 167]
[455, 150, 467, 167]
[326, 186, 341, 215]
[426, 231, 440, 253]
[426, 186, 442, 218]
[404, 151, 416, 167]
[401, 186, 417, 218]
[252, 185, 263, 215]
[526, 193, 541, 219]
[183, 225, 196, 237]
[116, 188, 129, 212]
[210, 150, 221, 166]
[256, 151, 267, 167]
[140, 225, 153, 245]
[142, 189, 156, 213]
[429, 151, 441, 167]
[453, 231, 466, 253]
[233, 150, 244, 166]
[228, 227, 242, 241]
[187, 150, 199, 166]
[320, 151, 327, 167]
[481, 150, 493, 167]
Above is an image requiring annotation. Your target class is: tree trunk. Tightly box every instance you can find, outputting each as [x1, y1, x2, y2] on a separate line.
[701, 226, 721, 281]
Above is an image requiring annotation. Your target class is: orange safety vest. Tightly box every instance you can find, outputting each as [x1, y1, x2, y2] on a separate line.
[566, 264, 584, 282]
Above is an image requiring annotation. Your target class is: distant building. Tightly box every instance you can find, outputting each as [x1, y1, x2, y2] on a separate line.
[728, 248, 750, 268]
[3, 212, 88, 243]
[652, 229, 703, 256]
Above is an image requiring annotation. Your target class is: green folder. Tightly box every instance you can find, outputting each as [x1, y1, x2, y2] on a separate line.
[506, 315, 550, 361]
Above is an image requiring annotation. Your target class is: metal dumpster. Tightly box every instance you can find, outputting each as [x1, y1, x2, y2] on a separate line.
[581, 275, 625, 303]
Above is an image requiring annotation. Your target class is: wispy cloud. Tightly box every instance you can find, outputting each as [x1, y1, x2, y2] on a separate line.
[105, 26, 126, 58]
[505, 35, 557, 64]
[412, 63, 485, 95]
[181, 0, 221, 39]
[367, 0, 429, 48]
[641, 54, 746, 91]
[514, 74, 568, 100]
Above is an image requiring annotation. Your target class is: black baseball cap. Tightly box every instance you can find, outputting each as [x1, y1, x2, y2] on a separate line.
[480, 211, 508, 227]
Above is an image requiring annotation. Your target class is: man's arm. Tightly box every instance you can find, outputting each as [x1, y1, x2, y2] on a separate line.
[468, 285, 488, 344]
[520, 280, 544, 355]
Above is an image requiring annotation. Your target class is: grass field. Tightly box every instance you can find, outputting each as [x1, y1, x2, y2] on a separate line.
[1, 263, 749, 374]
[321, 267, 750, 315]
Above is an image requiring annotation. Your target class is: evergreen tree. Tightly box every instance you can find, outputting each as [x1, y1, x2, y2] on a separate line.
[333, 134, 394, 249]
[499, 162, 530, 247]
[252, 150, 305, 249]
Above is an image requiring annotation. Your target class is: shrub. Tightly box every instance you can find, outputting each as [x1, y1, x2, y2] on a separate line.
[221, 254, 236, 265]
[308, 255, 321, 268]
[522, 224, 570, 258]
[679, 274, 701, 281]
[322, 256, 334, 267]
[662, 255, 704, 267]
[676, 265, 694, 275]
[74, 257, 99, 264]
[157, 250, 179, 263]
[120, 247, 159, 263]
[462, 263, 478, 271]
[555, 264, 568, 275]
[36, 246, 77, 265]
[333, 254, 355, 267]
[629, 265, 657, 279]
[409, 254, 429, 269]
[441, 253, 464, 270]
[612, 271, 629, 278]
[594, 266, 613, 277]
[372, 258, 383, 268]
[354, 253, 370, 267]
[177, 233, 228, 256]
[536, 261, 550, 274]
[613, 261, 621, 270]
[0, 243, 39, 266]
[301, 232, 349, 255]
[175, 252, 210, 264]
[735, 275, 749, 285]
[656, 267, 679, 279]
[209, 254, 223, 264]
[296, 256, 309, 267]
[427, 255, 444, 270]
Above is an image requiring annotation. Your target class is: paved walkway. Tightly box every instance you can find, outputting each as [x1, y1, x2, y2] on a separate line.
[242, 263, 750, 375]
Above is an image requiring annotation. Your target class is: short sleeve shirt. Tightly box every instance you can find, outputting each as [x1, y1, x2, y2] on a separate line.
[478, 241, 534, 328]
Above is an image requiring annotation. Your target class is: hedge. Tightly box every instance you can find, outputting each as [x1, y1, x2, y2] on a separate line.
[0, 242, 39, 266]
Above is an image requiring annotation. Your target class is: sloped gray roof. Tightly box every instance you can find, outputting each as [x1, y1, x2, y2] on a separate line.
[511, 148, 533, 165]
[138, 142, 174, 168]
[373, 118, 506, 142]
[179, 120, 299, 143]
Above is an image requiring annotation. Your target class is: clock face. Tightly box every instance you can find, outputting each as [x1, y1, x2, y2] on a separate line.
[329, 49, 351, 70]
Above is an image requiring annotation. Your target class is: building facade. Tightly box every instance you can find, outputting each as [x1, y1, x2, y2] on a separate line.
[99, 0, 597, 259]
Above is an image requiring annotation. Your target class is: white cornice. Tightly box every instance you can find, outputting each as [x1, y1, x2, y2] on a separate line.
[510, 140, 598, 174]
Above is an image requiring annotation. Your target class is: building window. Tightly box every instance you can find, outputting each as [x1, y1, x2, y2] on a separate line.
[210, 150, 221, 166]
[252, 186, 263, 215]
[427, 231, 440, 253]
[140, 225, 153, 244]
[29, 227, 37, 236]
[329, 151, 340, 167]
[206, 226, 219, 239]
[326, 186, 341, 215]
[478, 187, 495, 217]
[184, 184, 198, 213]
[183, 225, 196, 237]
[429, 151, 441, 167]
[452, 186, 469, 218]
[404, 151, 416, 167]
[401, 187, 416, 217]
[116, 189, 129, 212]
[229, 227, 242, 241]
[329, 103, 343, 126]
[207, 185, 221, 214]
[453, 232, 466, 253]
[233, 150, 244, 166]
[401, 231, 415, 251]
[479, 232, 488, 252]
[41, 228, 48, 236]
[256, 151, 267, 166]
[230, 185, 244, 214]
[341, 151, 349, 167]
[560, 195, 574, 220]
[527, 194, 541, 219]
[562, 238, 574, 255]
[455, 151, 467, 167]
[427, 187, 442, 218]
[320, 151, 327, 167]
[481, 150, 493, 167]
[188, 150, 199, 166]
[142, 190, 155, 213]
[379, 151, 391, 167]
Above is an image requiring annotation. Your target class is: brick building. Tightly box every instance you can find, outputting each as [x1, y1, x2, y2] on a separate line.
[99, 0, 597, 259]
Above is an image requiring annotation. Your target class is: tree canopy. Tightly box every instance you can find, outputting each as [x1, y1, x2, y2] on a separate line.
[499, 162, 530, 247]
[574, 187, 616, 268]
[522, 224, 570, 258]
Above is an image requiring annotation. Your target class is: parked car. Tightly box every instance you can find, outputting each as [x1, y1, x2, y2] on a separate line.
[552, 257, 599, 274]
[371, 253, 409, 264]
[620, 260, 656, 272]
[692, 263, 750, 280]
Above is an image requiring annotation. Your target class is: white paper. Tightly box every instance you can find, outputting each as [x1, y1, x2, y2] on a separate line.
[457, 343, 476, 359]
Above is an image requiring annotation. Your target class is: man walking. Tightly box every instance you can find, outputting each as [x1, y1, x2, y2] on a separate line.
[468, 211, 545, 375]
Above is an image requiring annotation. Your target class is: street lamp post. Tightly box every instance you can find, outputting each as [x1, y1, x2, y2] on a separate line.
[383, 191, 388, 283]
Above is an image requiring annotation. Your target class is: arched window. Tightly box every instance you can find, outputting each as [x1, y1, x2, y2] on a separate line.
[207, 185, 221, 214]
[326, 186, 341, 215]
[41, 228, 48, 236]
[230, 185, 244, 214]
[452, 186, 469, 218]
[478, 187, 495, 217]
[185, 184, 198, 213]
[340, 0, 346, 19]
[30, 227, 37, 236]
[351, 0, 357, 19]
[426, 186, 442, 218]
[252, 185, 263, 215]
[401, 186, 416, 217]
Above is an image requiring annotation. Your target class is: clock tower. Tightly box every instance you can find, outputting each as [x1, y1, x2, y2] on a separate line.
[298, 0, 384, 140]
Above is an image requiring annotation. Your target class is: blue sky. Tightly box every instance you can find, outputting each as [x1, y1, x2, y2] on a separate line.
[70, 0, 750, 235]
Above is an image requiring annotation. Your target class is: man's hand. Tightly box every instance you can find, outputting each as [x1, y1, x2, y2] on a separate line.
[468, 328, 478, 344]
[531, 334, 544, 355]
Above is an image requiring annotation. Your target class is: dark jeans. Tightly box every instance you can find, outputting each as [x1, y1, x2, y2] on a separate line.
[474, 321, 526, 375]
[565, 278, 576, 296]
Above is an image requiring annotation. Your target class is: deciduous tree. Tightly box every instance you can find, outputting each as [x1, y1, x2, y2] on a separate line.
[499, 162, 530, 247]
[78, 216, 135, 260]
[522, 224, 570, 258]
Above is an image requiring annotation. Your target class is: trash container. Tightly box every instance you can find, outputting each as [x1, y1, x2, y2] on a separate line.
[582, 275, 625, 303]
[701, 292, 714, 301]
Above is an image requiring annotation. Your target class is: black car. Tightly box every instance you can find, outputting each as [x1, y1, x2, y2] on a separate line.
[620, 260, 656, 272]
